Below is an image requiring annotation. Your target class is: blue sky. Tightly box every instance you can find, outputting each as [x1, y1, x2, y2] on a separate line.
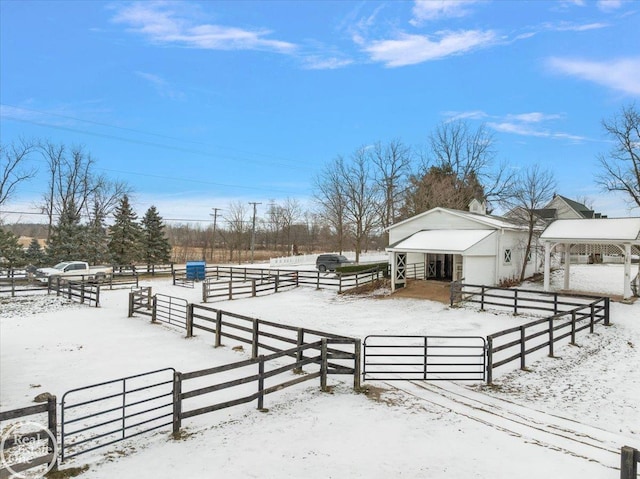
[1, 0, 639, 223]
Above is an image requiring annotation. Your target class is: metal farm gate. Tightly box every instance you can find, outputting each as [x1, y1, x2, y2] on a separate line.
[363, 335, 486, 382]
[60, 368, 175, 461]
[152, 294, 188, 328]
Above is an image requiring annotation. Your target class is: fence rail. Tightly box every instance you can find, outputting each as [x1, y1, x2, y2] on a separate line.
[0, 397, 57, 478]
[48, 279, 101, 307]
[174, 265, 384, 295]
[202, 272, 298, 302]
[174, 340, 334, 432]
[153, 294, 188, 328]
[0, 278, 48, 296]
[451, 282, 610, 383]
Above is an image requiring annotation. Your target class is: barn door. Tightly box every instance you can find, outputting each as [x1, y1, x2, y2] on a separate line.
[395, 253, 406, 288]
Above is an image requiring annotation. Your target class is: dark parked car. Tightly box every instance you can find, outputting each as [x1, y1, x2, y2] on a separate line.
[316, 254, 352, 272]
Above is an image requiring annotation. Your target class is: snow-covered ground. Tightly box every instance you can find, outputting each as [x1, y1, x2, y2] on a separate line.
[1, 264, 639, 478]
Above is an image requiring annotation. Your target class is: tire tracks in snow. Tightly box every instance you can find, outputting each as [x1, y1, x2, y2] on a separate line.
[382, 379, 639, 471]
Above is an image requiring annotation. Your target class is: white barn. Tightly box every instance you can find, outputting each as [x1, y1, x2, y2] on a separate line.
[386, 201, 538, 291]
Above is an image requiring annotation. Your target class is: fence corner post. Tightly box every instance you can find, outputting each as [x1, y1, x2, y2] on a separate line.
[172, 371, 183, 438]
[215, 310, 222, 347]
[621, 446, 638, 479]
[186, 303, 194, 338]
[151, 295, 158, 323]
[320, 339, 328, 392]
[252, 319, 259, 359]
[604, 297, 611, 326]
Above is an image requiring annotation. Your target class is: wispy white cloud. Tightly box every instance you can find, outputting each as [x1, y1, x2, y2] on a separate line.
[302, 56, 353, 70]
[597, 0, 625, 12]
[112, 2, 297, 54]
[135, 71, 185, 100]
[410, 0, 479, 25]
[443, 110, 489, 122]
[488, 121, 586, 141]
[505, 112, 563, 123]
[551, 21, 610, 31]
[361, 30, 497, 67]
[547, 57, 640, 95]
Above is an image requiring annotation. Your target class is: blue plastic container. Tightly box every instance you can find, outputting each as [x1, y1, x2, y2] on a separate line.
[186, 261, 206, 280]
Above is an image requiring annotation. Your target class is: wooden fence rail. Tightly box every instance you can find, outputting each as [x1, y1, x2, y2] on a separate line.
[48, 279, 101, 307]
[0, 396, 57, 478]
[0, 278, 48, 297]
[451, 282, 611, 383]
[174, 265, 383, 294]
[173, 340, 330, 433]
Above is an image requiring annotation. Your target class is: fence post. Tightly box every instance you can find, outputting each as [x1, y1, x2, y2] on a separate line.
[320, 339, 328, 392]
[339, 275, 343, 294]
[172, 372, 182, 437]
[316, 271, 320, 289]
[604, 297, 610, 326]
[95, 286, 100, 308]
[548, 317, 554, 357]
[252, 319, 259, 359]
[621, 446, 639, 479]
[570, 311, 576, 345]
[11, 278, 15, 297]
[202, 280, 207, 303]
[215, 310, 222, 347]
[47, 395, 58, 472]
[513, 290, 518, 316]
[486, 337, 493, 384]
[553, 293, 558, 315]
[275, 274, 279, 293]
[251, 279, 256, 297]
[480, 286, 485, 310]
[128, 292, 134, 317]
[353, 339, 362, 391]
[520, 326, 526, 370]
[590, 304, 595, 333]
[423, 336, 428, 380]
[257, 356, 265, 410]
[186, 304, 194, 338]
[294, 329, 304, 373]
[151, 295, 157, 323]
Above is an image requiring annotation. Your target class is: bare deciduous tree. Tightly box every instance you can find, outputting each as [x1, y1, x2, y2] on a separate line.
[504, 165, 556, 281]
[596, 103, 640, 208]
[0, 138, 37, 210]
[371, 139, 412, 233]
[342, 147, 381, 263]
[402, 120, 515, 216]
[314, 156, 348, 253]
[38, 141, 132, 239]
[223, 201, 248, 263]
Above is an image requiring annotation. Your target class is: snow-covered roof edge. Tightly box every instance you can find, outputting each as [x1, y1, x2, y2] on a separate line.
[386, 207, 526, 232]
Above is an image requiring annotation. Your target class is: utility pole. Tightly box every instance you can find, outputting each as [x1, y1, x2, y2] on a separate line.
[210, 208, 221, 262]
[249, 202, 262, 263]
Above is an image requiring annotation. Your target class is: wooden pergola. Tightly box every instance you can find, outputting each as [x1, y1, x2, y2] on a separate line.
[540, 218, 640, 300]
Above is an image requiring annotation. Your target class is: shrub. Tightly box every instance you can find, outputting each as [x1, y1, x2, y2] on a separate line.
[337, 262, 390, 278]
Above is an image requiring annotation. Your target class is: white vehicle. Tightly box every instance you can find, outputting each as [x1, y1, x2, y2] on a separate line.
[35, 261, 113, 283]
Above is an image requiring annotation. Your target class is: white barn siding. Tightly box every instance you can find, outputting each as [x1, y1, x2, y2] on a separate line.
[464, 256, 496, 285]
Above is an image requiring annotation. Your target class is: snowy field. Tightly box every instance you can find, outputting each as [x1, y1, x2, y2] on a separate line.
[1, 264, 639, 478]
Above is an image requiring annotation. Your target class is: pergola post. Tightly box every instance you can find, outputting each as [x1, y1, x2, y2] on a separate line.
[563, 243, 571, 291]
[543, 241, 551, 292]
[624, 243, 632, 300]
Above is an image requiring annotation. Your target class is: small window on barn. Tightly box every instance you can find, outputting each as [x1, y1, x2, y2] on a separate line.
[504, 249, 512, 264]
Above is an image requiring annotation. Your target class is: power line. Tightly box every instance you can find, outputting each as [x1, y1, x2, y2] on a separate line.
[1, 104, 311, 171]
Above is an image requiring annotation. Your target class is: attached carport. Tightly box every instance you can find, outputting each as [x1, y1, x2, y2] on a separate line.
[386, 229, 495, 292]
[540, 218, 640, 300]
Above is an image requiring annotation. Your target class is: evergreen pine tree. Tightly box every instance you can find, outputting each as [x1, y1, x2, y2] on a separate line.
[108, 195, 142, 265]
[141, 206, 172, 265]
[24, 237, 45, 266]
[85, 203, 110, 264]
[0, 228, 24, 267]
[46, 201, 86, 263]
